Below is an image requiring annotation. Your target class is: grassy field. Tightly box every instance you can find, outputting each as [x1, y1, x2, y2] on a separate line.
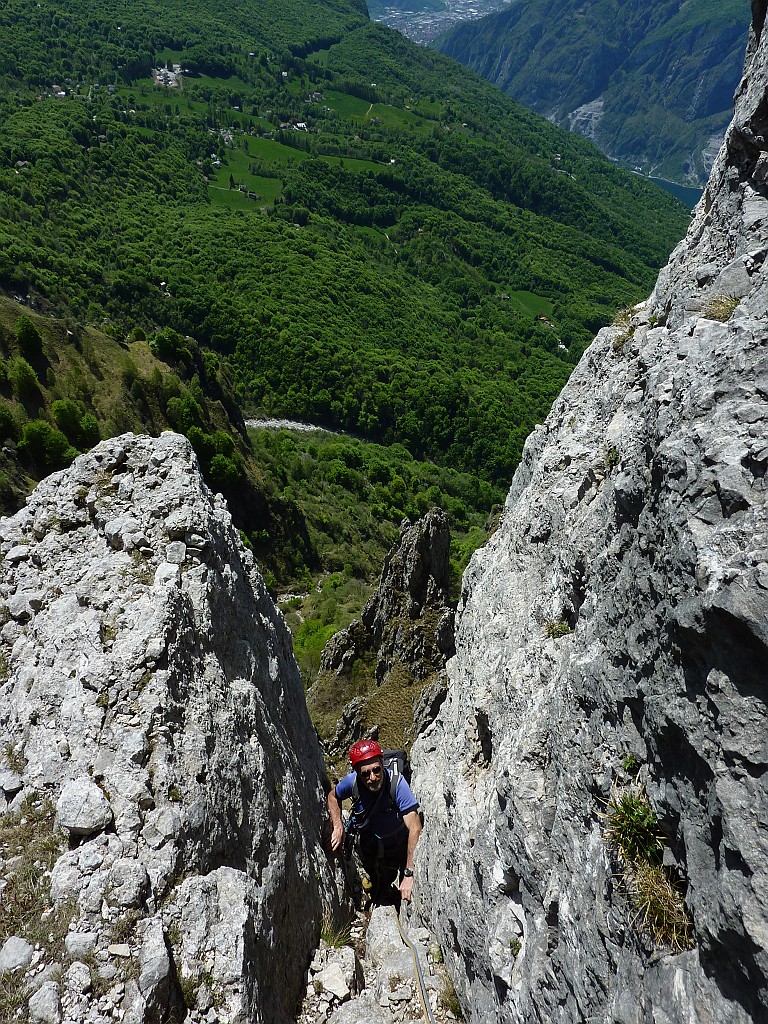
[507, 289, 555, 318]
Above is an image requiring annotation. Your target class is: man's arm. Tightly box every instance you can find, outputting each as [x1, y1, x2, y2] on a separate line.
[327, 786, 344, 853]
[399, 809, 422, 901]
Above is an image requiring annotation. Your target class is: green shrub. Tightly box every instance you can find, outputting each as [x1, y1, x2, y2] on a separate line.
[51, 398, 82, 439]
[52, 400, 100, 449]
[7, 356, 39, 402]
[208, 452, 242, 490]
[14, 315, 43, 359]
[0, 403, 17, 441]
[79, 412, 100, 447]
[18, 419, 77, 470]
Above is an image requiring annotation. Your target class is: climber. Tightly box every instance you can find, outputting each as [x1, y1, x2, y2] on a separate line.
[328, 739, 422, 904]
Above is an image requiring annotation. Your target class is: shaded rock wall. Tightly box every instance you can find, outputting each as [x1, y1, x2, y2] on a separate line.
[0, 433, 338, 1024]
[411, 5, 768, 1022]
[312, 509, 454, 756]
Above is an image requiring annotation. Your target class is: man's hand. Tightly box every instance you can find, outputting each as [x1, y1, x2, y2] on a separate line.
[399, 874, 414, 902]
[327, 787, 345, 854]
[330, 822, 344, 852]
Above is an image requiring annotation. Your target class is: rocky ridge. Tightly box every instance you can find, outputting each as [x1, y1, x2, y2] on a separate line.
[0, 432, 341, 1024]
[310, 509, 454, 757]
[412, 3, 768, 1023]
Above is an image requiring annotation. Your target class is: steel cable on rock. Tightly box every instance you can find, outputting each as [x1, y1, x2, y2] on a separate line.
[392, 904, 437, 1024]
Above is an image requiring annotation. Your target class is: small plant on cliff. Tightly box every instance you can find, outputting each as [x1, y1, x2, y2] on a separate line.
[602, 785, 694, 952]
[621, 753, 641, 776]
[703, 294, 739, 322]
[604, 789, 664, 864]
[611, 306, 636, 352]
[3, 741, 25, 773]
[544, 619, 572, 639]
[439, 975, 465, 1020]
[604, 446, 620, 471]
[319, 911, 353, 949]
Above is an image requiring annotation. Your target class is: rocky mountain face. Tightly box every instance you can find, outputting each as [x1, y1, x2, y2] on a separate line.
[310, 509, 454, 757]
[412, 3, 768, 1022]
[435, 0, 747, 185]
[0, 433, 341, 1024]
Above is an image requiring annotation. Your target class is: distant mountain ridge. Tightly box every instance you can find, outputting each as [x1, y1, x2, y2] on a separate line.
[435, 0, 749, 185]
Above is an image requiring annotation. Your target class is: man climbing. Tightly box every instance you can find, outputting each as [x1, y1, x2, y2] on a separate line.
[328, 739, 422, 904]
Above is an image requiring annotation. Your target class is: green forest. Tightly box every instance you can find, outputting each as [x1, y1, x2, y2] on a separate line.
[0, 0, 688, 607]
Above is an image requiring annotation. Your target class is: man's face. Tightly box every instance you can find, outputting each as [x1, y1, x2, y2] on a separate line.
[357, 758, 384, 792]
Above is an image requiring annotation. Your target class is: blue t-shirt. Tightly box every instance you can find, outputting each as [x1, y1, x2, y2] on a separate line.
[336, 770, 418, 846]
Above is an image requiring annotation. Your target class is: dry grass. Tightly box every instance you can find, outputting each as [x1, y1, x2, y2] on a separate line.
[627, 860, 693, 952]
[703, 294, 740, 322]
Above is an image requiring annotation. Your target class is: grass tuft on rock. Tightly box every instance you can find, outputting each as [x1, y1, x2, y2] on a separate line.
[703, 294, 740, 322]
[319, 911, 354, 949]
[602, 785, 694, 953]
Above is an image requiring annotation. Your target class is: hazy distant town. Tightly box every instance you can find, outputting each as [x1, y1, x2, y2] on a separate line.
[373, 0, 514, 44]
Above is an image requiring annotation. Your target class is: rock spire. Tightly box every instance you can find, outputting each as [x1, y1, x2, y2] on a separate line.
[0, 432, 339, 1024]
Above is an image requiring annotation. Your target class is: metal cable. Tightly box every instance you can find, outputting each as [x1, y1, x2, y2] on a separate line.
[392, 904, 437, 1024]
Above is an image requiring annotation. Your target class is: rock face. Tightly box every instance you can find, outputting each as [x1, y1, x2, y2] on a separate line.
[0, 432, 339, 1024]
[412, 6, 768, 1023]
[311, 509, 454, 754]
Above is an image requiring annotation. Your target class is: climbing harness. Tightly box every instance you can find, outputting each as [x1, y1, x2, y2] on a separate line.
[393, 904, 437, 1024]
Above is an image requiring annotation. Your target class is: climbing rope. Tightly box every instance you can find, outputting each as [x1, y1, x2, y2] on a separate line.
[392, 904, 437, 1024]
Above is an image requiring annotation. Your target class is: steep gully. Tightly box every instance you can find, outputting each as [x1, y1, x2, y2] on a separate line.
[1, 6, 767, 1024]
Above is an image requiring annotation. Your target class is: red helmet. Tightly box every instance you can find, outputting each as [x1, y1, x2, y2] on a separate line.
[349, 739, 383, 769]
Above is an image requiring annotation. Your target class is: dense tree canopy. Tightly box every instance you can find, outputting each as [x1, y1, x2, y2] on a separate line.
[0, 0, 689, 490]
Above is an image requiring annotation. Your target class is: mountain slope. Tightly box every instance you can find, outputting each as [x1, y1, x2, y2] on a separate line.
[0, 0, 689, 493]
[435, 0, 749, 184]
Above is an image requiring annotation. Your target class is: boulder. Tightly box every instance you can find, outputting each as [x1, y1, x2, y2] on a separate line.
[56, 778, 113, 837]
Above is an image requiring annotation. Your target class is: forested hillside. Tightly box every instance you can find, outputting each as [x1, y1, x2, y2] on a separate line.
[0, 0, 688, 590]
[436, 0, 748, 185]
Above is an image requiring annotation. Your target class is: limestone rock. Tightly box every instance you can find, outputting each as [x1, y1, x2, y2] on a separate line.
[411, 7, 768, 1023]
[28, 981, 61, 1024]
[56, 777, 113, 837]
[0, 935, 34, 973]
[0, 432, 342, 1024]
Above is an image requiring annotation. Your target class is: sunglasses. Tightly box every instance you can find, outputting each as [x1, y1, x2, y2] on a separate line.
[359, 765, 383, 779]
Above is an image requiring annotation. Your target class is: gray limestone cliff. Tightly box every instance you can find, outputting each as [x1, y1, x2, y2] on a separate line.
[411, 5, 768, 1023]
[0, 432, 339, 1024]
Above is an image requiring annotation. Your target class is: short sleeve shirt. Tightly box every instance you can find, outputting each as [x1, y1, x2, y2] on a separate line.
[336, 770, 418, 845]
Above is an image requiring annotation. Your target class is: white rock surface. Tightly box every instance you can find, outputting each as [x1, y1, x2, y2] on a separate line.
[0, 935, 34, 972]
[411, 7, 768, 1024]
[56, 777, 113, 837]
[0, 432, 342, 1024]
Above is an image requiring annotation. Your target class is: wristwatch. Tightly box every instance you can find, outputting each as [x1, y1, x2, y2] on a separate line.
[403, 868, 414, 877]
